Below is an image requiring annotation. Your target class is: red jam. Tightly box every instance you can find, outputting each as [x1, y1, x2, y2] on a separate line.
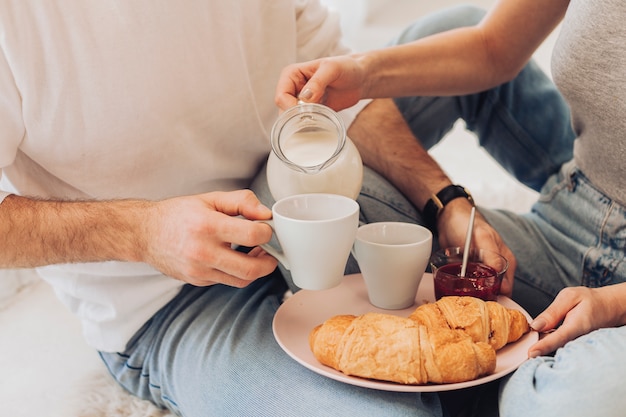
[434, 262, 501, 301]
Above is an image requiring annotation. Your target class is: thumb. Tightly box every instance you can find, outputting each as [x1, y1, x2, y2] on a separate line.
[296, 62, 342, 104]
[297, 79, 327, 105]
[530, 291, 579, 332]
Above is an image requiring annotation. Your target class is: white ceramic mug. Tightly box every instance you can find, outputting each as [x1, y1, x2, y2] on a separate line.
[352, 222, 433, 309]
[260, 193, 360, 290]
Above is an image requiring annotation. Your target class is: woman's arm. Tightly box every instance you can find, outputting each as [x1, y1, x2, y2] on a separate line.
[275, 0, 570, 110]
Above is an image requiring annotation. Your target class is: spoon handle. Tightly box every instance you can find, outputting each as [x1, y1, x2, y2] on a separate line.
[460, 206, 476, 277]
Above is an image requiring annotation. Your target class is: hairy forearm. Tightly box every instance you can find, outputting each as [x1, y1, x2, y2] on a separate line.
[347, 98, 451, 210]
[0, 194, 152, 268]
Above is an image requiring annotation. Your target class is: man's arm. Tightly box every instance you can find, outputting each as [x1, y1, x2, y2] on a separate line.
[0, 194, 147, 267]
[347, 98, 516, 295]
[0, 191, 278, 287]
[348, 99, 450, 211]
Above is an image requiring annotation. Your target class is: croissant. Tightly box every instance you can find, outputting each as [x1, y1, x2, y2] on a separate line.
[409, 296, 530, 350]
[309, 312, 496, 385]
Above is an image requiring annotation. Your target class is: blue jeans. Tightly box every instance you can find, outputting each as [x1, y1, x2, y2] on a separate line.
[481, 161, 626, 315]
[99, 276, 442, 417]
[499, 326, 626, 417]
[485, 163, 626, 416]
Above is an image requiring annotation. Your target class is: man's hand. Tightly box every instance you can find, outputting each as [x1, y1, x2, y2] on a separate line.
[436, 198, 517, 296]
[143, 190, 278, 288]
[0, 190, 278, 288]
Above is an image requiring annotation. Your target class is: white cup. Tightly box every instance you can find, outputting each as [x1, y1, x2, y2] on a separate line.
[352, 222, 433, 309]
[260, 193, 359, 290]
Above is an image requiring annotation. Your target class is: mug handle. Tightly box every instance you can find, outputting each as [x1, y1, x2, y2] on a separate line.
[256, 219, 290, 270]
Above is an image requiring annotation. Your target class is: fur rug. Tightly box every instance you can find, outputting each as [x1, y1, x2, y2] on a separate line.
[0, 271, 175, 417]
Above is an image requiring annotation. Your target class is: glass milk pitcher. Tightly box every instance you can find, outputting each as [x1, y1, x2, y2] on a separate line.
[267, 102, 363, 201]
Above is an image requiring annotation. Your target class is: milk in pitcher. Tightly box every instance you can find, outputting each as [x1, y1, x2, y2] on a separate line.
[267, 103, 363, 201]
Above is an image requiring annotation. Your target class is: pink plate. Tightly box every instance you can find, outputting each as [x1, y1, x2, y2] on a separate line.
[272, 273, 538, 392]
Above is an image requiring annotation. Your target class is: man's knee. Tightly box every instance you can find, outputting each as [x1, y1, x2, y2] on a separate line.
[357, 166, 420, 224]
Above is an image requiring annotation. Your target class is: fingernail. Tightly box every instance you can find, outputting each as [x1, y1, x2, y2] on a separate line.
[528, 350, 541, 358]
[530, 318, 547, 332]
[299, 88, 313, 101]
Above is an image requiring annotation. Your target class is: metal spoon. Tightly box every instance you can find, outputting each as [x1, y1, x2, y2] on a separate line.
[460, 206, 476, 277]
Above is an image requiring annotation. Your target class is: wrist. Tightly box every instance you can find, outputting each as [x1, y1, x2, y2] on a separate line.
[422, 184, 474, 234]
[121, 199, 158, 263]
[355, 52, 378, 98]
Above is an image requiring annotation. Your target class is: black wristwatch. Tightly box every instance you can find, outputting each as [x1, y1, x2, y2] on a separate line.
[422, 184, 474, 234]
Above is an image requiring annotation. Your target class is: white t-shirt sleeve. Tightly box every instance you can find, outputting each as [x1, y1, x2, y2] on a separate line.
[338, 99, 373, 130]
[294, 0, 351, 62]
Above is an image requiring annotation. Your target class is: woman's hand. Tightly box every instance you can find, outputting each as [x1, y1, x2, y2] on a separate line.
[528, 284, 626, 357]
[274, 55, 368, 111]
[143, 190, 278, 288]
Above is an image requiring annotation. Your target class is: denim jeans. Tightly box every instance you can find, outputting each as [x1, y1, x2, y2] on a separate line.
[481, 161, 626, 316]
[486, 163, 626, 416]
[99, 276, 443, 417]
[499, 326, 626, 417]
[99, 5, 626, 417]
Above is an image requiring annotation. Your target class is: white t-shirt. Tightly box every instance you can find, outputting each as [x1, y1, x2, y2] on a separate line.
[0, 1, 361, 352]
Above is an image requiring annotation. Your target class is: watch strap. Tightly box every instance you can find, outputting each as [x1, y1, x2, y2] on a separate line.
[423, 185, 474, 233]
